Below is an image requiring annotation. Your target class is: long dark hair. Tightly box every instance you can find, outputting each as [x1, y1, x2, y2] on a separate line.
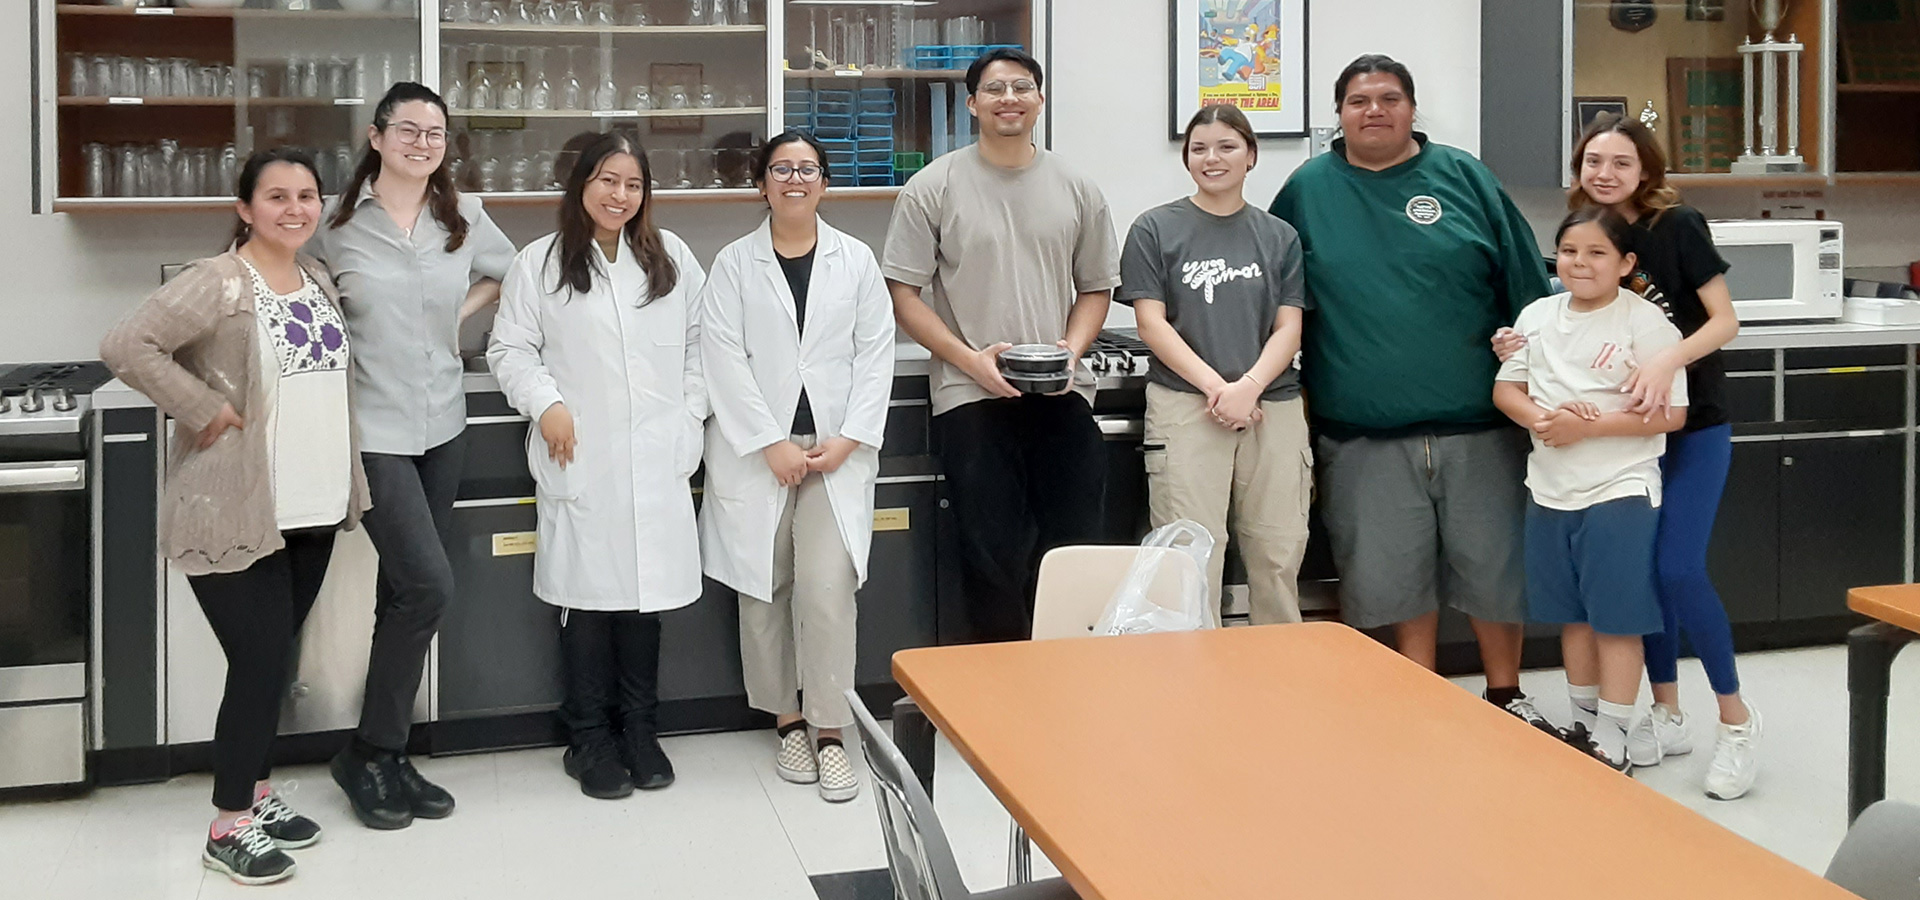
[231, 147, 323, 247]
[328, 82, 468, 253]
[1568, 113, 1681, 222]
[1181, 104, 1258, 169]
[546, 131, 677, 302]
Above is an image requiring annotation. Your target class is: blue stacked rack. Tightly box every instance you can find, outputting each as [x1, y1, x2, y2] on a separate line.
[784, 87, 897, 186]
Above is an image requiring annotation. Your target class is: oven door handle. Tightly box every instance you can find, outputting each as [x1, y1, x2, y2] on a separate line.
[0, 461, 86, 493]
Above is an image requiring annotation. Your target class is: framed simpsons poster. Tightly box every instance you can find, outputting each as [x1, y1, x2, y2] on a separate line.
[1171, 0, 1310, 138]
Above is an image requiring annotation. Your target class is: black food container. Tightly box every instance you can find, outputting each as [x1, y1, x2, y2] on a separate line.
[999, 344, 1073, 394]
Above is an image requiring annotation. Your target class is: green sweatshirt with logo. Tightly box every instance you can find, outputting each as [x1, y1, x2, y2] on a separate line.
[1268, 135, 1549, 438]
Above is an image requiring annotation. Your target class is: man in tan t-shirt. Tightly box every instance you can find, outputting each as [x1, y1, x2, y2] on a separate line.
[882, 48, 1122, 643]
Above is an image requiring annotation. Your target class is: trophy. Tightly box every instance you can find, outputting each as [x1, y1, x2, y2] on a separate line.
[1730, 0, 1805, 173]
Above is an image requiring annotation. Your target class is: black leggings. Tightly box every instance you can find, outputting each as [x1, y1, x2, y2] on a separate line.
[188, 529, 337, 812]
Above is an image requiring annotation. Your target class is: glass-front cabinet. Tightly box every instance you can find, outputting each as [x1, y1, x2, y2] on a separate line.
[40, 1, 424, 208]
[1569, 0, 1830, 177]
[438, 1, 770, 195]
[779, 0, 1036, 188]
[32, 0, 1041, 210]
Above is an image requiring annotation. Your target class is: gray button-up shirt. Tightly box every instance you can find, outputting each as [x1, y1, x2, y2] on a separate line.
[310, 186, 517, 456]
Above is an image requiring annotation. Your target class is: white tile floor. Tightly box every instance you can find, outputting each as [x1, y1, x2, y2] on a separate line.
[3, 643, 1917, 898]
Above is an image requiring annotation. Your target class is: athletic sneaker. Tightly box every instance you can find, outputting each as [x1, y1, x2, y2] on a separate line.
[1626, 705, 1694, 768]
[816, 740, 859, 803]
[1493, 692, 1565, 740]
[775, 725, 818, 785]
[1705, 703, 1762, 800]
[250, 792, 322, 850]
[203, 818, 296, 886]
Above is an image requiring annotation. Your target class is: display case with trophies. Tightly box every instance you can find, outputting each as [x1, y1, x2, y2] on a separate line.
[1567, 0, 1830, 178]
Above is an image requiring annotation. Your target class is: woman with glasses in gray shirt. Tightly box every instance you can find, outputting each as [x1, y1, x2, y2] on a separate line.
[306, 82, 517, 832]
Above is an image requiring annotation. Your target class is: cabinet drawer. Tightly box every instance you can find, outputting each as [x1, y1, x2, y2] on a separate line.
[1783, 371, 1907, 430]
[1784, 346, 1909, 370]
[1720, 349, 1775, 373]
[1723, 375, 1776, 425]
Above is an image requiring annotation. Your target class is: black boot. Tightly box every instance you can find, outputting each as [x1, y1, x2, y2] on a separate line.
[564, 728, 635, 799]
[329, 738, 413, 830]
[612, 612, 674, 789]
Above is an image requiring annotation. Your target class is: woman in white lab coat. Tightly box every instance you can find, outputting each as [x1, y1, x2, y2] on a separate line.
[699, 131, 895, 803]
[487, 131, 707, 801]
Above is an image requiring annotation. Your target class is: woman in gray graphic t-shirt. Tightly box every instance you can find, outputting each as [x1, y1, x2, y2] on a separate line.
[1116, 104, 1310, 627]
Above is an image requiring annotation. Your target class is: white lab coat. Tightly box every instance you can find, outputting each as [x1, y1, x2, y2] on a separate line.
[487, 230, 709, 612]
[698, 217, 896, 601]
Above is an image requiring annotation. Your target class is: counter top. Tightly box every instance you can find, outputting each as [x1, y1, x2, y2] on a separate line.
[1727, 321, 1920, 351]
[93, 341, 935, 410]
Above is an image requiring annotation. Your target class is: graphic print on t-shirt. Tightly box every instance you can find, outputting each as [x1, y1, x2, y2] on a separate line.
[1180, 257, 1264, 305]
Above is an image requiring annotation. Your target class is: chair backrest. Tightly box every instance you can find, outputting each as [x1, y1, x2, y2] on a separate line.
[1827, 800, 1920, 900]
[844, 688, 972, 900]
[1031, 545, 1206, 640]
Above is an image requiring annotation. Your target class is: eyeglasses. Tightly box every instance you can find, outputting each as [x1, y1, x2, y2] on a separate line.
[385, 122, 449, 148]
[976, 80, 1038, 98]
[768, 163, 824, 183]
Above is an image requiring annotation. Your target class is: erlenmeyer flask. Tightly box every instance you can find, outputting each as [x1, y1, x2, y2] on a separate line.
[592, 46, 618, 111]
[498, 46, 525, 110]
[558, 46, 585, 110]
[525, 46, 553, 110]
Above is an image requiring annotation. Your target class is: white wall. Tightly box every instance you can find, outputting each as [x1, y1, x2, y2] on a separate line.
[9, 1, 1918, 365]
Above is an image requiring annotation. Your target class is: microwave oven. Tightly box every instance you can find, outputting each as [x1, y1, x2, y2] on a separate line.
[1706, 218, 1844, 321]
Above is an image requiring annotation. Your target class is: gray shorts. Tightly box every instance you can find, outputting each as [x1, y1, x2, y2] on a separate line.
[1315, 428, 1529, 629]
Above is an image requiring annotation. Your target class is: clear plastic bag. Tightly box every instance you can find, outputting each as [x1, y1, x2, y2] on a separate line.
[1093, 519, 1218, 636]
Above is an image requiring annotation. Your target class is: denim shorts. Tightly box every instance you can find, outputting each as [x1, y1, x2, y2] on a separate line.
[1524, 496, 1663, 636]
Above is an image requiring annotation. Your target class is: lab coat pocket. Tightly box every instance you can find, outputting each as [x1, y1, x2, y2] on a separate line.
[676, 414, 704, 478]
[527, 413, 580, 501]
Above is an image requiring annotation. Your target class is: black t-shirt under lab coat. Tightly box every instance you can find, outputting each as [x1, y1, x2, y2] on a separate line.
[778, 248, 817, 436]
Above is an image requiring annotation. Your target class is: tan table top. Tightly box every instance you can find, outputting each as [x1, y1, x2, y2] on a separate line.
[1849, 584, 1920, 634]
[892, 622, 1848, 900]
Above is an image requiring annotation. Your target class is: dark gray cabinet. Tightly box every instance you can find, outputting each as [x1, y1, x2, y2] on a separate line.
[1708, 443, 1782, 624]
[439, 500, 557, 720]
[1779, 436, 1906, 619]
[1480, 0, 1566, 189]
[854, 479, 941, 689]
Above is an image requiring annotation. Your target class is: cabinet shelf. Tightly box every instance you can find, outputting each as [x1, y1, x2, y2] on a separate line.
[437, 22, 765, 35]
[466, 184, 901, 204]
[783, 68, 967, 80]
[1838, 83, 1920, 94]
[57, 96, 366, 107]
[449, 106, 766, 118]
[55, 4, 414, 21]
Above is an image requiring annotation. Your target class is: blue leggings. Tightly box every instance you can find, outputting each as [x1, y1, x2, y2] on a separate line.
[1643, 424, 1741, 695]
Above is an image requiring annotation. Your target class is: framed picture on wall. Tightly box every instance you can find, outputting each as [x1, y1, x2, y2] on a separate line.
[1169, 0, 1310, 139]
[1573, 96, 1629, 142]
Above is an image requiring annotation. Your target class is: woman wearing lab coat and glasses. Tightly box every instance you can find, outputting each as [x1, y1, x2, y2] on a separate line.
[487, 131, 708, 800]
[699, 131, 896, 803]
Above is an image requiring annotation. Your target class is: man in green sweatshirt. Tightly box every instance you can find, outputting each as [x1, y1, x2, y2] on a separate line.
[1271, 55, 1557, 734]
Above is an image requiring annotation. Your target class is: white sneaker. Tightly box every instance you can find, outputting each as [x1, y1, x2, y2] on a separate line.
[1626, 705, 1694, 768]
[1704, 703, 1761, 801]
[816, 741, 859, 803]
[775, 726, 818, 784]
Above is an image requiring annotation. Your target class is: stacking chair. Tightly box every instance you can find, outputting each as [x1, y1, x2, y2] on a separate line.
[844, 688, 1080, 900]
[1825, 799, 1920, 900]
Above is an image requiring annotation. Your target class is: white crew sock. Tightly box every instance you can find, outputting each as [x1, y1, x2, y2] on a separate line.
[1568, 684, 1599, 730]
[1595, 699, 1635, 766]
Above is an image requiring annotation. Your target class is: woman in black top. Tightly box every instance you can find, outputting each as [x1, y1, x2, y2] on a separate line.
[1497, 115, 1757, 799]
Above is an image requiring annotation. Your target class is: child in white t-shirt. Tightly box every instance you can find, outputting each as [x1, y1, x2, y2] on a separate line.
[1493, 207, 1688, 771]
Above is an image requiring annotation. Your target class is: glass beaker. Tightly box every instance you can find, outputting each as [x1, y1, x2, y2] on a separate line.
[535, 0, 560, 24]
[665, 82, 689, 109]
[588, 1, 616, 25]
[142, 57, 168, 97]
[709, 0, 728, 26]
[64, 54, 90, 97]
[623, 1, 651, 25]
[113, 56, 141, 97]
[82, 143, 110, 197]
[686, 0, 705, 26]
[695, 82, 717, 109]
[441, 47, 467, 112]
[625, 83, 653, 110]
[560, 0, 587, 26]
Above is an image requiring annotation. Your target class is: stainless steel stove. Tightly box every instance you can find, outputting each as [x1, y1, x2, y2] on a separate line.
[0, 360, 112, 790]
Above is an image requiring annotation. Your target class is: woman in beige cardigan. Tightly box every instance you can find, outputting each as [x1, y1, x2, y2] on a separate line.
[101, 148, 370, 888]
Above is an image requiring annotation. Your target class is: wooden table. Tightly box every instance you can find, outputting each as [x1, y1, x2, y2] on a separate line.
[893, 623, 1849, 900]
[1846, 585, 1919, 821]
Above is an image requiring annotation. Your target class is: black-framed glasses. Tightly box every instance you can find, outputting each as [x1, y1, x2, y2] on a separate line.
[976, 80, 1038, 98]
[385, 122, 448, 147]
[768, 163, 824, 183]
